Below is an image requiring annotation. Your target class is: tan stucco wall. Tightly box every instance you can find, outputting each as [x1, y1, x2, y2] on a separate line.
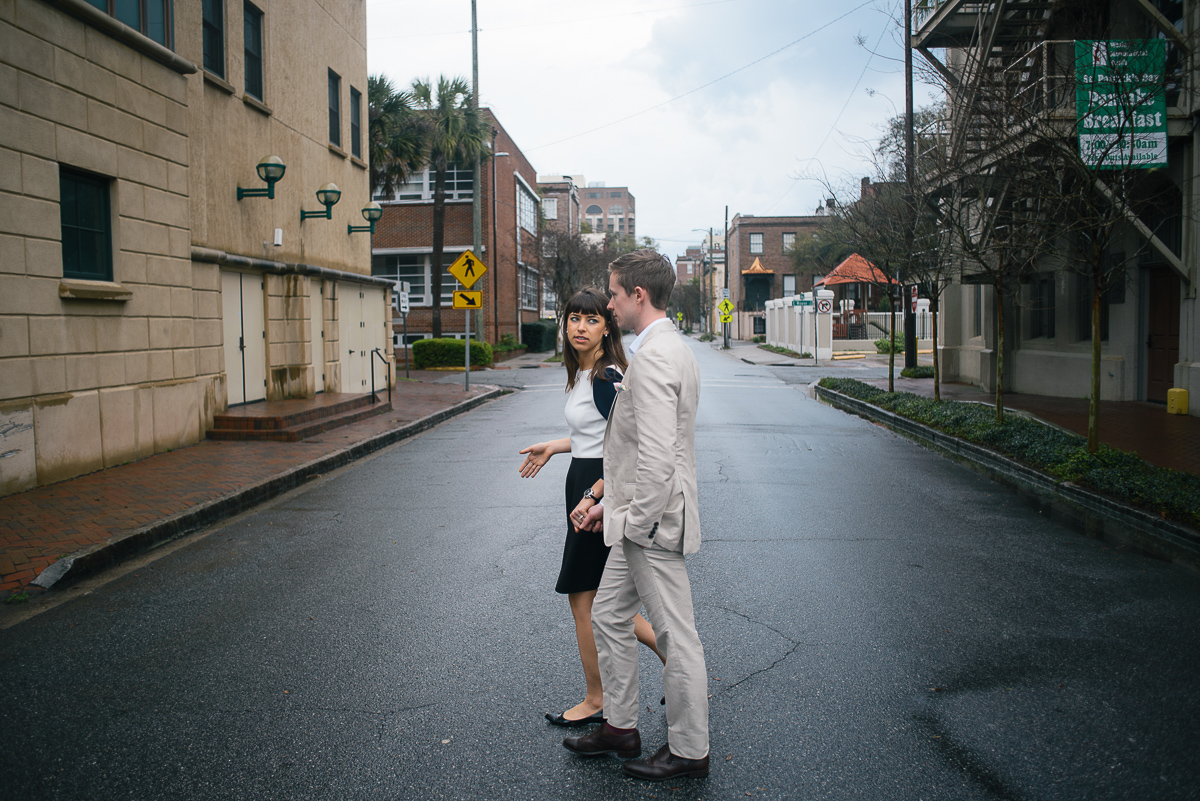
[0, 0, 381, 498]
[179, 0, 371, 276]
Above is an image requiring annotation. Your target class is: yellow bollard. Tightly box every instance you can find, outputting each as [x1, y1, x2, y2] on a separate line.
[1167, 388, 1189, 415]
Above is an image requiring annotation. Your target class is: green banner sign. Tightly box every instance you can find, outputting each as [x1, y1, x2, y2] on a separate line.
[1075, 39, 1166, 169]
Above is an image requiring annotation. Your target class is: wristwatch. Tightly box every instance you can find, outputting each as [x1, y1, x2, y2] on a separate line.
[582, 488, 596, 501]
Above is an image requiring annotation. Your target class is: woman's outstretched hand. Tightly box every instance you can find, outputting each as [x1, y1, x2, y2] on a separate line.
[518, 442, 554, 478]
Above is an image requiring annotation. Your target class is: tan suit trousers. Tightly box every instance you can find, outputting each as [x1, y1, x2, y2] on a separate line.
[592, 538, 709, 760]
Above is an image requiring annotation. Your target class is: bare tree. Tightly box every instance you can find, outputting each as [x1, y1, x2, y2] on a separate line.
[822, 177, 917, 391]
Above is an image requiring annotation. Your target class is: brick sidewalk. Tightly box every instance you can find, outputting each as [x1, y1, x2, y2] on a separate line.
[0, 378, 497, 595]
[863, 377, 1200, 475]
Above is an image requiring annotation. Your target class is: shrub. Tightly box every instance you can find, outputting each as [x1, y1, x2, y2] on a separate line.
[875, 336, 904, 354]
[699, 332, 716, 342]
[522, 320, 558, 352]
[412, 337, 493, 369]
[817, 377, 1200, 529]
[493, 333, 522, 353]
[900, 365, 935, 379]
[751, 335, 766, 343]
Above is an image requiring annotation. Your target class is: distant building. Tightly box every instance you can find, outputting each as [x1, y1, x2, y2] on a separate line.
[370, 109, 542, 347]
[727, 214, 826, 340]
[581, 184, 636, 239]
[537, 175, 582, 239]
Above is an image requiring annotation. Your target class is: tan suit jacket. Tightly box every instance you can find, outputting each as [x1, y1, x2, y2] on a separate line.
[602, 321, 701, 554]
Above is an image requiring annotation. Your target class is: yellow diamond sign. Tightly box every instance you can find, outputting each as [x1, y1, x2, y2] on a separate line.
[718, 299, 733, 314]
[452, 290, 483, 309]
[447, 250, 487, 289]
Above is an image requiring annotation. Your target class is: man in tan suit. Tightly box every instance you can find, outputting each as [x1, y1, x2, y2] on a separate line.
[563, 249, 709, 781]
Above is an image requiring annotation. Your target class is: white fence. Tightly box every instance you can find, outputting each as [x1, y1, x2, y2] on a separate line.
[836, 306, 937, 341]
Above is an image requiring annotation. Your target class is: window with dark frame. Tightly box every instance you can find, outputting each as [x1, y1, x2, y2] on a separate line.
[350, 87, 362, 159]
[1029, 275, 1055, 339]
[328, 69, 341, 147]
[202, 0, 224, 77]
[59, 166, 114, 282]
[85, 0, 173, 46]
[243, 2, 263, 100]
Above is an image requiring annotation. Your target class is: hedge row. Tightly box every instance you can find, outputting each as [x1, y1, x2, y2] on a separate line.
[412, 338, 493, 369]
[818, 377, 1200, 529]
[522, 320, 558, 353]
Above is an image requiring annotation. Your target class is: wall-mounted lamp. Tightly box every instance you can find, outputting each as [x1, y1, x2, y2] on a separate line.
[348, 201, 383, 235]
[300, 183, 341, 221]
[237, 156, 286, 200]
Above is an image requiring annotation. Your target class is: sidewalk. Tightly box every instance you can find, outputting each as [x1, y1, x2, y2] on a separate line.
[862, 377, 1200, 476]
[715, 339, 1199, 475]
[0, 376, 501, 597]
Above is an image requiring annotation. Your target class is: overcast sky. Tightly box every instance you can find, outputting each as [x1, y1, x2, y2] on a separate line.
[365, 0, 942, 255]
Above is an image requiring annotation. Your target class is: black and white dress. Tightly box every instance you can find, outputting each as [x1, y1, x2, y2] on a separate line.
[555, 369, 619, 594]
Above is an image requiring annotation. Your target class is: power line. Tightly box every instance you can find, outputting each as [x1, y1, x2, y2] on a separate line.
[764, 10, 892, 213]
[525, 1, 876, 153]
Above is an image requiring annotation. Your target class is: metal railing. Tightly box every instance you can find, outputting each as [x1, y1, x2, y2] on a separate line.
[370, 347, 391, 406]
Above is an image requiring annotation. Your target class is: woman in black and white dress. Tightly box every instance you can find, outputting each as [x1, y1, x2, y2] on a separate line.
[519, 288, 663, 726]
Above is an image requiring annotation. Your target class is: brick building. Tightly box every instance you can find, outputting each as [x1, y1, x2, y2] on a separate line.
[370, 109, 542, 348]
[580, 184, 635, 238]
[537, 175, 582, 239]
[727, 213, 826, 340]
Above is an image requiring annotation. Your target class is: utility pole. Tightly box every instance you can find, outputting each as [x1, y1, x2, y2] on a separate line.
[465, 0, 480, 390]
[700, 226, 710, 333]
[903, 0, 918, 370]
[723, 205, 730, 349]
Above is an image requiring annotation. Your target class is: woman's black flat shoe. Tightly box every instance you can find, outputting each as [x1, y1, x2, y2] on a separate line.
[545, 710, 604, 727]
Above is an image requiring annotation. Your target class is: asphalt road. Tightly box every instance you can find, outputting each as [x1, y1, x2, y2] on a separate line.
[2, 338, 1198, 801]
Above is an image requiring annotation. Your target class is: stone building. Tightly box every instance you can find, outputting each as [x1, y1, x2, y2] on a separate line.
[0, 0, 389, 497]
[371, 109, 542, 347]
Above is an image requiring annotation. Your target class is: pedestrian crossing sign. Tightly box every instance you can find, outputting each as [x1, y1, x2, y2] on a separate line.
[718, 299, 733, 315]
[720, 313, 732, 324]
[452, 290, 483, 309]
[447, 250, 487, 289]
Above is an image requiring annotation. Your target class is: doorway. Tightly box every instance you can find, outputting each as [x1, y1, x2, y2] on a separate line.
[1145, 268, 1180, 403]
[221, 271, 267, 406]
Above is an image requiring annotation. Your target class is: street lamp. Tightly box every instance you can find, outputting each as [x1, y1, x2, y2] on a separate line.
[492, 132, 510, 342]
[347, 201, 382, 234]
[300, 182, 341, 221]
[692, 227, 715, 333]
[236, 155, 286, 200]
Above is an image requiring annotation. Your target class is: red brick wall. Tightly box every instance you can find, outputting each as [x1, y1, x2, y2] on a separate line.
[372, 108, 542, 346]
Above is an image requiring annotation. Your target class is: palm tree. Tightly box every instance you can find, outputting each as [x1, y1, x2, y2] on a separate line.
[411, 76, 490, 337]
[367, 75, 424, 199]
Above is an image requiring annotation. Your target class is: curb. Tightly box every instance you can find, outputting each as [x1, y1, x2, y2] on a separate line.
[814, 385, 1200, 572]
[31, 387, 504, 591]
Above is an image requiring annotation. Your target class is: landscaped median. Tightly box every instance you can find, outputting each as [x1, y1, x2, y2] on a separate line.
[815, 377, 1200, 569]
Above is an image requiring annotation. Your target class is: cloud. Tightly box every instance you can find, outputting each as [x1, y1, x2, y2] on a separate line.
[364, 0, 940, 252]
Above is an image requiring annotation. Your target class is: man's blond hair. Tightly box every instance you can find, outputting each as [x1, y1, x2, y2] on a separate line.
[608, 248, 675, 310]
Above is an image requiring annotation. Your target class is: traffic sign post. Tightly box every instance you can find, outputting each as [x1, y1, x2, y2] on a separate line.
[446, 250, 489, 391]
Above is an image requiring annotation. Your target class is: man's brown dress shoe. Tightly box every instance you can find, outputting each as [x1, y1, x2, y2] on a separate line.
[622, 743, 709, 781]
[562, 722, 641, 758]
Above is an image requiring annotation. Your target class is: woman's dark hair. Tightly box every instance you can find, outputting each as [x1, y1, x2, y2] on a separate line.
[562, 287, 627, 390]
